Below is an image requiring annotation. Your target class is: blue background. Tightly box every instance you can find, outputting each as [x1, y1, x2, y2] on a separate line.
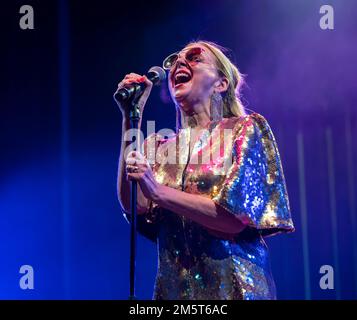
[1, 0, 356, 299]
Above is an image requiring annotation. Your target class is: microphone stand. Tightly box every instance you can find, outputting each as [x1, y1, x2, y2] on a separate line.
[116, 68, 165, 299]
[127, 88, 142, 301]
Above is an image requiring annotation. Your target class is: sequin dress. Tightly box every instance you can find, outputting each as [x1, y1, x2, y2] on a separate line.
[125, 112, 294, 300]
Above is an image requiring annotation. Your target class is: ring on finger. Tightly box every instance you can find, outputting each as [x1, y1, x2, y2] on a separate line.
[127, 164, 138, 173]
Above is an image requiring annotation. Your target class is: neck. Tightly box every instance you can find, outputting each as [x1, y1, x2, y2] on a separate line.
[180, 98, 211, 129]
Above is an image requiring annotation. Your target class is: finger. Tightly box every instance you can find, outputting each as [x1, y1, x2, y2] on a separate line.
[118, 76, 143, 89]
[127, 172, 140, 181]
[142, 75, 153, 87]
[126, 163, 137, 169]
[126, 165, 139, 173]
[126, 163, 138, 169]
[127, 166, 144, 175]
[127, 150, 144, 159]
[127, 157, 146, 167]
[127, 151, 147, 166]
[132, 153, 146, 164]
[125, 73, 142, 78]
[124, 77, 145, 85]
[123, 74, 136, 80]
[126, 173, 134, 181]
[126, 157, 136, 165]
[117, 80, 134, 89]
[132, 150, 145, 158]
[127, 150, 137, 159]
[135, 157, 146, 165]
[124, 74, 145, 82]
[120, 79, 137, 87]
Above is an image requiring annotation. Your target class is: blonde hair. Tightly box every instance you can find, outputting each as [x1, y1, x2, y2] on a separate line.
[175, 40, 246, 130]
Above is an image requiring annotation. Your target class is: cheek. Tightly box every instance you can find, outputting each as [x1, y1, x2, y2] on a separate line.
[193, 70, 217, 91]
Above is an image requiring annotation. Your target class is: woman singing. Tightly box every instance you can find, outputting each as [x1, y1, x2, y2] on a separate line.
[116, 41, 294, 300]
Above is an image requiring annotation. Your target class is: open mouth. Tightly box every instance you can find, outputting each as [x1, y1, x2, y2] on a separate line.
[173, 70, 192, 87]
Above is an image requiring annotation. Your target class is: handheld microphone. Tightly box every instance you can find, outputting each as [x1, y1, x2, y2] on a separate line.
[114, 66, 166, 102]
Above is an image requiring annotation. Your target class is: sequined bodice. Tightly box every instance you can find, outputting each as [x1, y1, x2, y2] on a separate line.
[132, 112, 294, 300]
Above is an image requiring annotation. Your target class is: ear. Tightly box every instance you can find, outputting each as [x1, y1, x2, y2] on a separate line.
[214, 76, 229, 94]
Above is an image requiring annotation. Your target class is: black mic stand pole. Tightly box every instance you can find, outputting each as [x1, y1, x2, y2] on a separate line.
[127, 88, 142, 300]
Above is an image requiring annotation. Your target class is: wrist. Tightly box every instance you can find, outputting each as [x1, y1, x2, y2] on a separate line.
[122, 115, 131, 126]
[122, 117, 142, 131]
[151, 183, 165, 204]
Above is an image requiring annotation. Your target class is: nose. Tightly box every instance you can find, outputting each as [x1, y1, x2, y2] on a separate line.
[174, 53, 189, 70]
[175, 56, 188, 69]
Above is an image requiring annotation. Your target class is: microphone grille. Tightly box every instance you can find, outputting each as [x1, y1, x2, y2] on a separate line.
[148, 66, 166, 83]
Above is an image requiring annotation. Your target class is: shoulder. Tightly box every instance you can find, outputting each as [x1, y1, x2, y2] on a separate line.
[221, 112, 272, 138]
[225, 112, 269, 127]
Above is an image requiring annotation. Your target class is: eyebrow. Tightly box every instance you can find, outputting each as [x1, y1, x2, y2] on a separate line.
[182, 46, 203, 52]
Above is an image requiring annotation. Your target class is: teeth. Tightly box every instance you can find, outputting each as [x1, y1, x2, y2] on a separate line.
[175, 72, 190, 80]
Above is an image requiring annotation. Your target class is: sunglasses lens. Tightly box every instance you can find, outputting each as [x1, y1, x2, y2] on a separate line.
[186, 47, 203, 62]
[163, 53, 178, 70]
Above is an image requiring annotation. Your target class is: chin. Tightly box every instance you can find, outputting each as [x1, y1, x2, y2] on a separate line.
[173, 84, 193, 102]
[174, 92, 188, 102]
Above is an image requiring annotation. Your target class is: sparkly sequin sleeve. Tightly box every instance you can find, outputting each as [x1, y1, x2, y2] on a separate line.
[122, 133, 163, 243]
[212, 113, 294, 237]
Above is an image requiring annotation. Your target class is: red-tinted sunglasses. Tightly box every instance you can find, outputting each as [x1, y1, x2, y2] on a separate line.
[162, 47, 205, 71]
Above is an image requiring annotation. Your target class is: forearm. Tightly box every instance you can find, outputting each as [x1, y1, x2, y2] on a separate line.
[153, 185, 246, 234]
[117, 117, 148, 214]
